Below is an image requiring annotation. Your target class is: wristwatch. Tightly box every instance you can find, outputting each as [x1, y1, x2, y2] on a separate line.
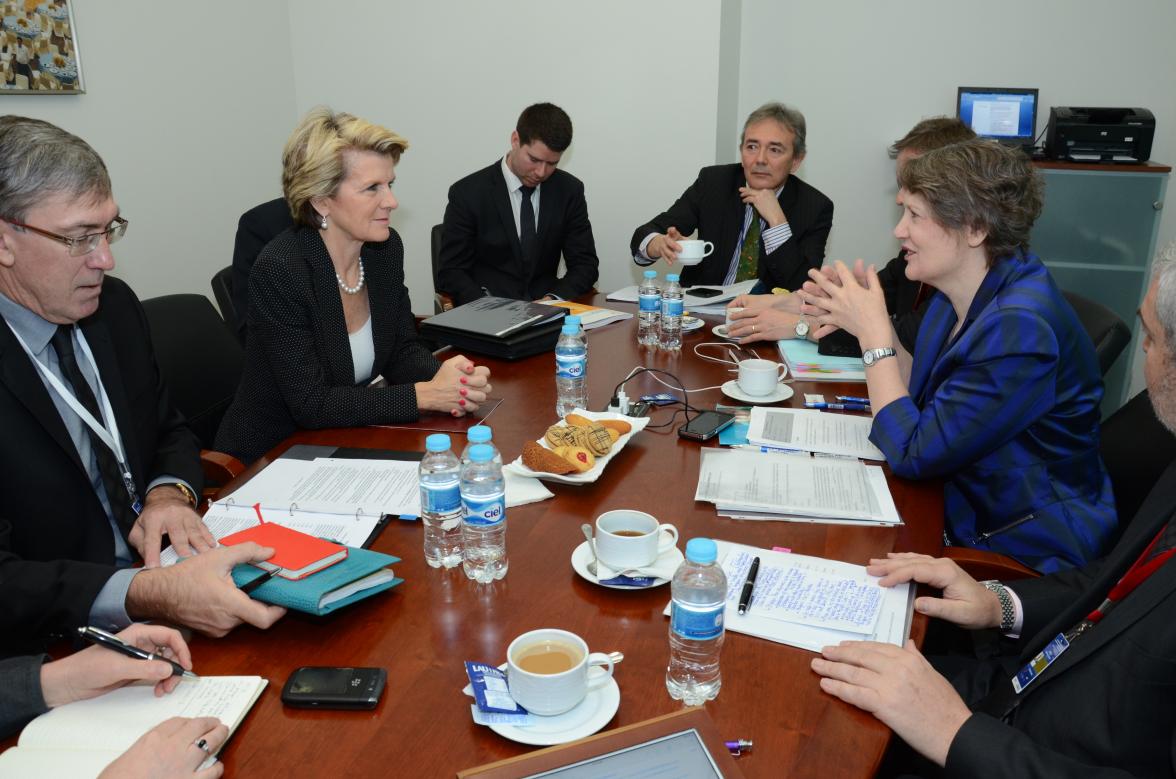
[150, 481, 198, 509]
[861, 347, 897, 367]
[981, 580, 1016, 632]
[794, 318, 810, 339]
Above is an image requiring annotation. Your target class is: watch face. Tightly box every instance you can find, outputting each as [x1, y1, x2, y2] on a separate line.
[795, 319, 809, 337]
[862, 350, 875, 366]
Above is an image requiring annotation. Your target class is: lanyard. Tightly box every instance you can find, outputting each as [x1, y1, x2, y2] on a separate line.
[1075, 526, 1175, 634]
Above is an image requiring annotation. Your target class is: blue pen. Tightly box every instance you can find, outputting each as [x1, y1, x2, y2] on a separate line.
[835, 395, 871, 404]
[805, 402, 871, 411]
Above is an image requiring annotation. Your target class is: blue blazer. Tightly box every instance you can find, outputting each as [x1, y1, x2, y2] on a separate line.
[870, 252, 1117, 573]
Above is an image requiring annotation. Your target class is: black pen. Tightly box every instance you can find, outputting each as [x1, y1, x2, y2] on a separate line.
[737, 556, 760, 615]
[77, 626, 198, 680]
[240, 566, 280, 595]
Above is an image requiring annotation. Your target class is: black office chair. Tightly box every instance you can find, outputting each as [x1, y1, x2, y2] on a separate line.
[431, 222, 452, 314]
[1062, 290, 1132, 376]
[210, 266, 235, 330]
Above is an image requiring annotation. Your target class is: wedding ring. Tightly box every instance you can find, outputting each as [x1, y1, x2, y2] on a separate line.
[753, 324, 758, 332]
[195, 738, 211, 753]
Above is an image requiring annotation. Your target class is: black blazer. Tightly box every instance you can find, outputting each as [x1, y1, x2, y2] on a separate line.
[944, 460, 1176, 777]
[230, 197, 294, 343]
[630, 163, 834, 291]
[0, 277, 203, 652]
[437, 161, 599, 306]
[215, 227, 441, 464]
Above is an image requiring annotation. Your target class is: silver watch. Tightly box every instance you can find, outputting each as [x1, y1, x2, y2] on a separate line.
[861, 347, 897, 367]
[981, 580, 1016, 632]
[794, 318, 810, 339]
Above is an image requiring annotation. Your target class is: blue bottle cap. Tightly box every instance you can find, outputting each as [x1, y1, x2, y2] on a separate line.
[643, 270, 657, 279]
[468, 425, 492, 444]
[561, 324, 578, 335]
[666, 273, 680, 282]
[685, 538, 718, 564]
[566, 315, 582, 328]
[425, 434, 451, 452]
[468, 444, 494, 463]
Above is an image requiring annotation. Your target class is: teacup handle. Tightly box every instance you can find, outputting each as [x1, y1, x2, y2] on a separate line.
[776, 363, 787, 381]
[657, 524, 679, 553]
[586, 652, 615, 690]
[701, 241, 714, 258]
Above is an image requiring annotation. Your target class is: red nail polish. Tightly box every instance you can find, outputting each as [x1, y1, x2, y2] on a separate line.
[460, 388, 468, 397]
[460, 376, 468, 384]
[459, 399, 466, 406]
[451, 409, 459, 416]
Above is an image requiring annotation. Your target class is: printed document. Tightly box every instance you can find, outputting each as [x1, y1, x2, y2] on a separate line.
[747, 407, 884, 460]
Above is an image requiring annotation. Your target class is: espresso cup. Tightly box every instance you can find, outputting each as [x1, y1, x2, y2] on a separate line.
[594, 510, 679, 568]
[725, 306, 744, 326]
[676, 239, 714, 266]
[737, 358, 786, 396]
[506, 629, 614, 716]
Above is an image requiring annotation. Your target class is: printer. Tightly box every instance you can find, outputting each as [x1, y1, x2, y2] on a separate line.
[1045, 107, 1155, 163]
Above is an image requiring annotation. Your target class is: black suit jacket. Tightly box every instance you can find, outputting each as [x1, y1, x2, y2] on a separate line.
[437, 161, 599, 306]
[943, 460, 1176, 777]
[215, 227, 441, 464]
[230, 198, 295, 344]
[0, 277, 203, 652]
[629, 163, 834, 290]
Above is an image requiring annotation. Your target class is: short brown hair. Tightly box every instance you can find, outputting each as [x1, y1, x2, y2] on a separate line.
[516, 103, 573, 152]
[898, 139, 1043, 266]
[282, 107, 409, 228]
[742, 102, 807, 157]
[889, 116, 975, 159]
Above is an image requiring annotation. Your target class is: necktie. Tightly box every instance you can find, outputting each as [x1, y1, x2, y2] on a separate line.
[734, 211, 762, 282]
[50, 325, 137, 531]
[519, 185, 537, 270]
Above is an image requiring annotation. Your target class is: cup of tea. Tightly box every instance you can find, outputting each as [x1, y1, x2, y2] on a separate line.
[737, 358, 786, 396]
[506, 629, 615, 716]
[676, 239, 714, 266]
[594, 510, 679, 569]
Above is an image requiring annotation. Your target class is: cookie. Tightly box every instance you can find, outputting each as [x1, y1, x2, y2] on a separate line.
[522, 441, 576, 474]
[600, 419, 632, 435]
[606, 428, 620, 444]
[544, 424, 578, 448]
[564, 413, 593, 428]
[555, 445, 595, 473]
[582, 425, 613, 456]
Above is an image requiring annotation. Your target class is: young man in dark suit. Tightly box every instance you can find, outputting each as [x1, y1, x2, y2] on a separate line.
[437, 102, 600, 306]
[810, 246, 1176, 777]
[631, 101, 834, 293]
[0, 116, 284, 654]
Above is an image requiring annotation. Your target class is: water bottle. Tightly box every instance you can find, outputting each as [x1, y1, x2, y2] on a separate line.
[564, 314, 588, 371]
[666, 538, 727, 704]
[638, 270, 661, 346]
[659, 273, 683, 351]
[554, 324, 588, 417]
[461, 443, 508, 583]
[419, 434, 463, 569]
[460, 425, 502, 466]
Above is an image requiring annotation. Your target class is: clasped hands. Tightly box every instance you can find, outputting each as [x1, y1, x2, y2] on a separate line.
[796, 259, 892, 345]
[810, 552, 1005, 767]
[417, 354, 492, 417]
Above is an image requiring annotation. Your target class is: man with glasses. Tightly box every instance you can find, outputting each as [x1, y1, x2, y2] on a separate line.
[631, 102, 834, 293]
[0, 116, 284, 654]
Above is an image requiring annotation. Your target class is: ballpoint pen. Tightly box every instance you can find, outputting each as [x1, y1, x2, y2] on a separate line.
[804, 402, 871, 411]
[737, 556, 760, 615]
[240, 566, 280, 594]
[835, 395, 871, 404]
[77, 626, 198, 680]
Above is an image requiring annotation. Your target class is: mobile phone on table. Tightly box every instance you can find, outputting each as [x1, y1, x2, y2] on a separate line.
[677, 411, 735, 441]
[281, 666, 386, 709]
[687, 287, 724, 298]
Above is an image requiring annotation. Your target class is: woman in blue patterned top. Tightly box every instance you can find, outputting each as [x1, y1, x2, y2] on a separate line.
[801, 139, 1116, 573]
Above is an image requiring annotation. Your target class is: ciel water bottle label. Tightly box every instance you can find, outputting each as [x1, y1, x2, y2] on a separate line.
[555, 355, 585, 379]
[463, 491, 506, 526]
[670, 603, 724, 640]
[639, 293, 660, 313]
[422, 482, 460, 514]
[661, 298, 684, 318]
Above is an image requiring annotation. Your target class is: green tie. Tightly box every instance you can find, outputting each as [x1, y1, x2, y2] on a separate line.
[734, 214, 761, 282]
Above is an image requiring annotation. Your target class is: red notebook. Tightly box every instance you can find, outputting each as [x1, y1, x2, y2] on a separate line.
[220, 523, 348, 580]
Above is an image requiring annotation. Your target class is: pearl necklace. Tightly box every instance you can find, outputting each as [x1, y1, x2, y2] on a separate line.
[335, 259, 365, 295]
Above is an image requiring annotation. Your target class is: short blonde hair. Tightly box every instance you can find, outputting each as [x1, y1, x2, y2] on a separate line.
[281, 107, 409, 228]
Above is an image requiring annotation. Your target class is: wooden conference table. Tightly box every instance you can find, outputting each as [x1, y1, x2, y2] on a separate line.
[195, 298, 945, 778]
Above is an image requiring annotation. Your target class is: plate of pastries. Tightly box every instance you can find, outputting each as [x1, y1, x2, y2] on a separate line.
[504, 409, 650, 484]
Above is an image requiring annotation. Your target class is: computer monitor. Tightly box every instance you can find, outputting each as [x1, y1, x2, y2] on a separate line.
[956, 87, 1039, 146]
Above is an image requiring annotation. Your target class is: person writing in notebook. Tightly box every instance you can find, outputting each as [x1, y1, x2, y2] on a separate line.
[1, 623, 227, 777]
[0, 116, 285, 652]
[811, 249, 1176, 776]
[800, 139, 1116, 573]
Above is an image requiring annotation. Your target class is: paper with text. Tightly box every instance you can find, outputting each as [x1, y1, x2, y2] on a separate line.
[216, 457, 420, 518]
[747, 407, 884, 460]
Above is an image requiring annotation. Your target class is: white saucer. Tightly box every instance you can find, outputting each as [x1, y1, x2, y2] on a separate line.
[721, 379, 795, 404]
[571, 541, 681, 589]
[490, 671, 620, 746]
[681, 315, 704, 332]
[712, 323, 738, 341]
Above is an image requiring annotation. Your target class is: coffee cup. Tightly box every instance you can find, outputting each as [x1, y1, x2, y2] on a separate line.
[725, 306, 744, 326]
[737, 358, 786, 396]
[506, 629, 615, 716]
[676, 239, 714, 266]
[594, 510, 679, 569]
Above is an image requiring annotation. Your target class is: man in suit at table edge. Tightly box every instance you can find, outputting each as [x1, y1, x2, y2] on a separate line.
[0, 116, 285, 654]
[437, 102, 600, 306]
[630, 101, 834, 293]
[811, 243, 1176, 776]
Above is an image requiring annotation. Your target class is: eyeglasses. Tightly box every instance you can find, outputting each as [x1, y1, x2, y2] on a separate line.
[1, 215, 128, 257]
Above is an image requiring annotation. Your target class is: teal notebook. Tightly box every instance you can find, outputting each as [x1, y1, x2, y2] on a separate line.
[232, 546, 402, 616]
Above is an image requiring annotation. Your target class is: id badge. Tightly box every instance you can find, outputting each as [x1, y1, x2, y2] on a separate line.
[120, 467, 142, 516]
[1011, 632, 1070, 693]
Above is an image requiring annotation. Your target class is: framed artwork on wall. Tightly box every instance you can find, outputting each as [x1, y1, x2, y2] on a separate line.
[0, 0, 83, 93]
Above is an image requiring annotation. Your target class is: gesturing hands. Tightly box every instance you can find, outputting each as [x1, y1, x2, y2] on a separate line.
[799, 260, 891, 344]
[417, 355, 492, 417]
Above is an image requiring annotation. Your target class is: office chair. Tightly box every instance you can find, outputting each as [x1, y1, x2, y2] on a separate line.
[141, 293, 246, 500]
[431, 222, 454, 314]
[210, 266, 236, 330]
[1063, 290, 1131, 376]
[946, 389, 1176, 581]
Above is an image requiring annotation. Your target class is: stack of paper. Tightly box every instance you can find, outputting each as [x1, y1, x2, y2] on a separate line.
[538, 299, 632, 330]
[747, 407, 884, 461]
[777, 338, 866, 382]
[607, 279, 757, 315]
[695, 449, 902, 526]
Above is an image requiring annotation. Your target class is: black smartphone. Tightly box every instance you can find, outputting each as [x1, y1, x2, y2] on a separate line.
[281, 666, 387, 709]
[687, 287, 724, 298]
[677, 411, 736, 442]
